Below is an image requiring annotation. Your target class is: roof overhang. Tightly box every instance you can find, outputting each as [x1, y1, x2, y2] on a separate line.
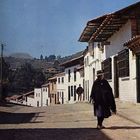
[48, 76, 57, 81]
[60, 55, 84, 68]
[124, 35, 140, 54]
[79, 15, 107, 42]
[79, 1, 140, 43]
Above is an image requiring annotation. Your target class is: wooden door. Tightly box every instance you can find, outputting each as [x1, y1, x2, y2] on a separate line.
[114, 56, 119, 98]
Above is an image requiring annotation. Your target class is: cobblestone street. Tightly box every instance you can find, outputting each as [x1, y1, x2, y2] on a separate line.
[0, 102, 140, 140]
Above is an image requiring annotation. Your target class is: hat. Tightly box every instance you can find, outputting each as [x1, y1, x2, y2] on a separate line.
[97, 70, 104, 76]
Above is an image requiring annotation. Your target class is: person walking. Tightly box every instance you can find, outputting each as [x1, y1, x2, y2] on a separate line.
[76, 84, 84, 101]
[90, 70, 116, 129]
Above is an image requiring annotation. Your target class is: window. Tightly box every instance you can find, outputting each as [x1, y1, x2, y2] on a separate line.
[68, 86, 70, 101]
[74, 68, 76, 82]
[74, 85, 76, 101]
[71, 86, 73, 96]
[102, 58, 112, 80]
[62, 77, 64, 83]
[58, 78, 60, 83]
[117, 49, 129, 77]
[68, 69, 71, 82]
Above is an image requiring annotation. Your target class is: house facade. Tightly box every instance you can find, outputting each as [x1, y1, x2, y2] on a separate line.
[48, 76, 57, 105]
[83, 43, 104, 101]
[55, 72, 66, 104]
[60, 52, 84, 103]
[79, 1, 140, 103]
[26, 87, 50, 107]
[42, 83, 50, 106]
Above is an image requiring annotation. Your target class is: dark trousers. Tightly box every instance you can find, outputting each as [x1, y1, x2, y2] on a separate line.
[97, 117, 104, 126]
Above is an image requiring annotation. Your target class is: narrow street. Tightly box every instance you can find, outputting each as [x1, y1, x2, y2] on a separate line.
[0, 102, 140, 140]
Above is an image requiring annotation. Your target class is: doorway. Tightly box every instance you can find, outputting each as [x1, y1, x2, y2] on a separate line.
[114, 56, 119, 98]
[136, 55, 140, 103]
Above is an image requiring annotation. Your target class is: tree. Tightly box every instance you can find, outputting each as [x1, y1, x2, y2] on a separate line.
[57, 55, 61, 60]
[9, 63, 46, 93]
[33, 69, 46, 87]
[10, 63, 34, 92]
[40, 54, 43, 60]
[45, 56, 48, 61]
[0, 58, 10, 99]
[48, 55, 56, 62]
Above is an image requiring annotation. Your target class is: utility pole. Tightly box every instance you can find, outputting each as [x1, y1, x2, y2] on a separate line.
[0, 44, 4, 99]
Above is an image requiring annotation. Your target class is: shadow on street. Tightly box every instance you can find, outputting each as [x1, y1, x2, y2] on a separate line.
[0, 111, 43, 124]
[0, 128, 113, 140]
[106, 126, 140, 130]
[0, 101, 26, 107]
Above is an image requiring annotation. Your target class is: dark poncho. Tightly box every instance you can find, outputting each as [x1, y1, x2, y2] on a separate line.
[90, 78, 116, 118]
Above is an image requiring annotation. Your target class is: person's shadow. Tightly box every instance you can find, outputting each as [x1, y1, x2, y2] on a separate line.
[0, 128, 113, 140]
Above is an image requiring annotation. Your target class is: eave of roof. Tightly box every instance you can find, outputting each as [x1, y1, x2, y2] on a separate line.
[42, 83, 49, 87]
[76, 65, 84, 71]
[78, 14, 107, 42]
[48, 76, 57, 81]
[124, 35, 140, 46]
[23, 91, 34, 96]
[79, 1, 140, 43]
[60, 55, 84, 67]
[55, 72, 65, 77]
[124, 35, 140, 54]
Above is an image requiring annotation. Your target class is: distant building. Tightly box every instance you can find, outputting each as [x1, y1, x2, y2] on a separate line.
[48, 76, 57, 105]
[55, 72, 66, 104]
[8, 85, 50, 107]
[60, 52, 84, 103]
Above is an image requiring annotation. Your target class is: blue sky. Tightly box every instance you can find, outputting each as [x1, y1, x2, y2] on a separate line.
[0, 0, 140, 58]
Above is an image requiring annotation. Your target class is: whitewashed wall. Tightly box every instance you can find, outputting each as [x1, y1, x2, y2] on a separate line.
[106, 20, 131, 58]
[27, 97, 35, 106]
[65, 64, 84, 103]
[84, 43, 103, 101]
[34, 88, 42, 107]
[56, 75, 66, 104]
[103, 20, 137, 103]
[42, 86, 50, 106]
[119, 51, 137, 102]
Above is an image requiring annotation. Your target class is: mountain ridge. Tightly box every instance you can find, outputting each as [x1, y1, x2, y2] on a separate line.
[9, 52, 33, 59]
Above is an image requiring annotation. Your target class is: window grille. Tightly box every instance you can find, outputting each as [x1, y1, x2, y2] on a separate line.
[68, 69, 71, 82]
[102, 58, 112, 79]
[117, 49, 129, 77]
[74, 68, 76, 82]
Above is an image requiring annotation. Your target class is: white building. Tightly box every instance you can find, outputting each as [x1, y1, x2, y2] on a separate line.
[55, 72, 66, 104]
[83, 43, 103, 101]
[60, 52, 84, 103]
[24, 84, 50, 107]
[79, 1, 140, 103]
[42, 84, 50, 106]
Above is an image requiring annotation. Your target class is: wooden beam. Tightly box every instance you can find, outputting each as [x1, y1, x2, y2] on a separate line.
[90, 14, 113, 41]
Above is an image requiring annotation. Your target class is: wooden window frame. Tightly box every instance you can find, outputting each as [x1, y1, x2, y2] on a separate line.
[117, 49, 129, 77]
[102, 58, 112, 80]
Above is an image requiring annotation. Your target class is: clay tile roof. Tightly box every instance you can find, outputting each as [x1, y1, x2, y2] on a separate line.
[124, 35, 140, 46]
[79, 1, 140, 42]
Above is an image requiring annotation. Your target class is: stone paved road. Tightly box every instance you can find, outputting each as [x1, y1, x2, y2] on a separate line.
[0, 102, 140, 140]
